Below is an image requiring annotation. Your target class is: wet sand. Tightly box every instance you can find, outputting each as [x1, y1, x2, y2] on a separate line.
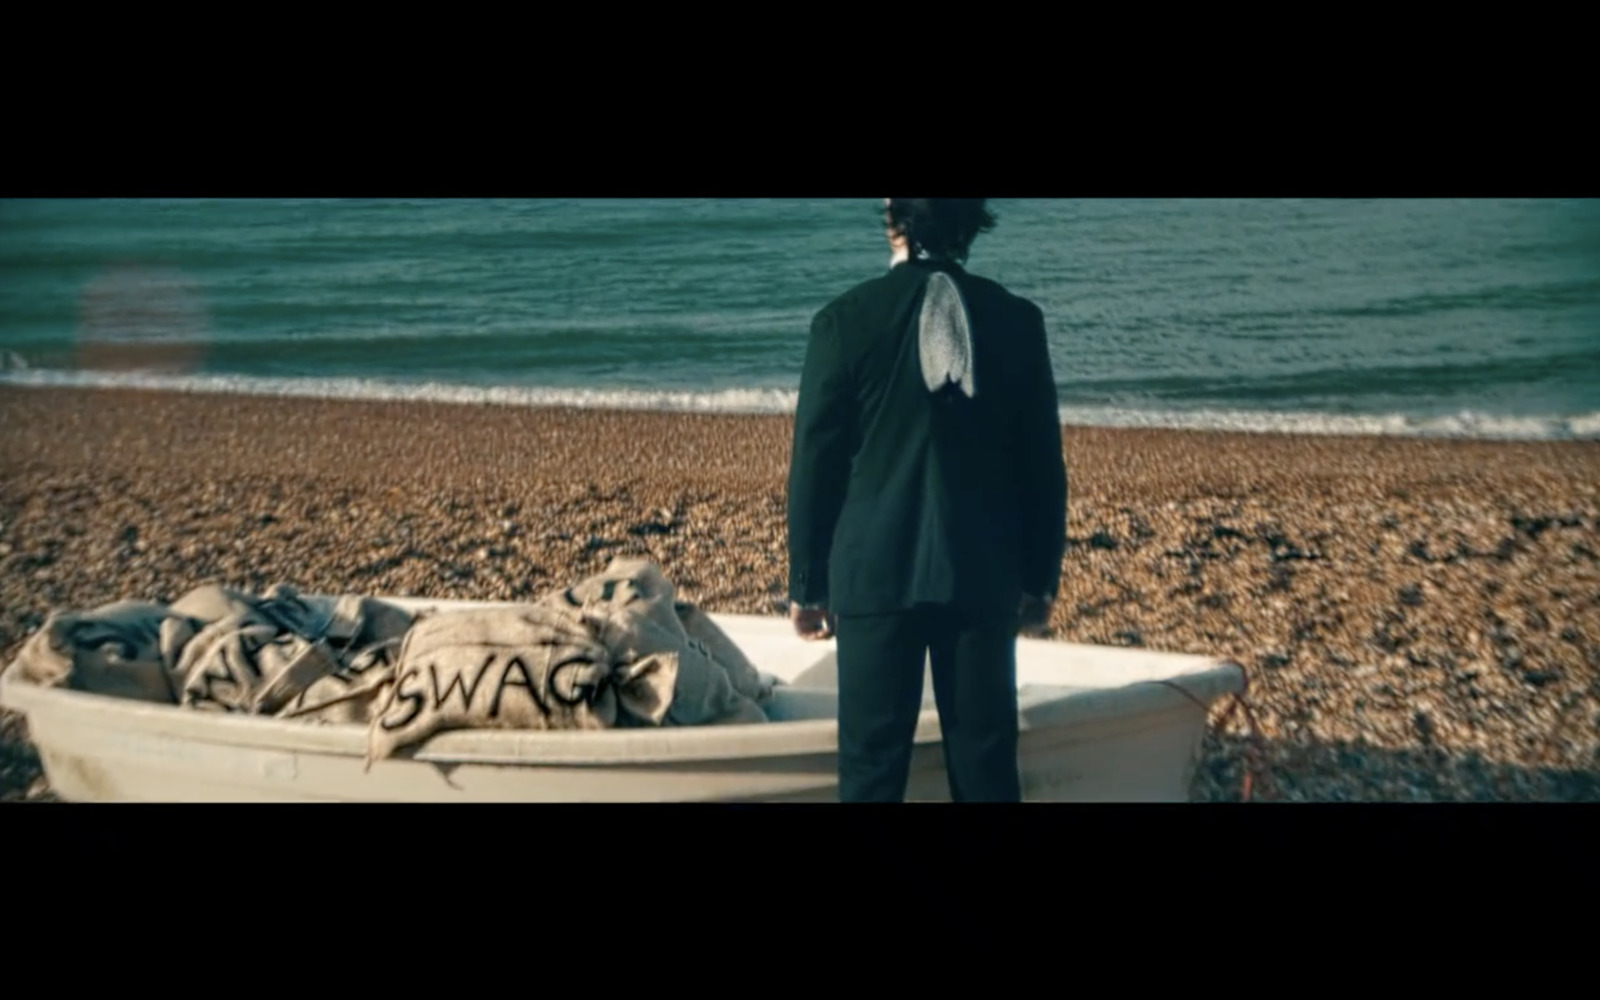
[2, 385, 1597, 801]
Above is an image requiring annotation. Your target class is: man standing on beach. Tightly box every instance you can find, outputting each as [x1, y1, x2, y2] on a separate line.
[786, 198, 1068, 803]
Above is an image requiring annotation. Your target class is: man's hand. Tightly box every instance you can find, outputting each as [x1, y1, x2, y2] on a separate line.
[790, 603, 835, 641]
[1018, 594, 1051, 636]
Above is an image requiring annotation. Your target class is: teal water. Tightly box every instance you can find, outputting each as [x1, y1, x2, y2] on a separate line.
[2, 198, 1597, 438]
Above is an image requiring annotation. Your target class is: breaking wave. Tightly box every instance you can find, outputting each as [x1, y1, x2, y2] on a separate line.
[3, 367, 1597, 440]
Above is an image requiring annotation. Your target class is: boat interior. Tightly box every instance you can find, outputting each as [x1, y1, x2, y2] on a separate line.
[754, 646, 1099, 724]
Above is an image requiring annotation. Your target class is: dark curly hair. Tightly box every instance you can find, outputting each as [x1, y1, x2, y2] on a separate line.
[883, 198, 998, 263]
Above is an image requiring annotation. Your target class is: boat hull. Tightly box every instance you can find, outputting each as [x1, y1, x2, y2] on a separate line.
[1, 600, 1243, 802]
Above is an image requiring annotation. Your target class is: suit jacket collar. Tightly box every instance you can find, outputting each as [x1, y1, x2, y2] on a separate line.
[892, 256, 966, 277]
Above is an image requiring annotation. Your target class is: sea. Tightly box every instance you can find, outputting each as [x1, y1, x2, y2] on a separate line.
[2, 198, 1597, 439]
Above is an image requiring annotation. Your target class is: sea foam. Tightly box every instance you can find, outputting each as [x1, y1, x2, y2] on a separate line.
[2, 368, 1597, 441]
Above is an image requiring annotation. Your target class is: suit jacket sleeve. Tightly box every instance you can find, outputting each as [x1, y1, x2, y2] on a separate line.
[1016, 301, 1067, 601]
[787, 305, 854, 607]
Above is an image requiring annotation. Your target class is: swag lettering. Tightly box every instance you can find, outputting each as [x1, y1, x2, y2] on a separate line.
[379, 651, 605, 732]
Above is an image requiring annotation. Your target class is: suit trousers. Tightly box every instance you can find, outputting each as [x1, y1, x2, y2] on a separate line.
[834, 603, 1022, 802]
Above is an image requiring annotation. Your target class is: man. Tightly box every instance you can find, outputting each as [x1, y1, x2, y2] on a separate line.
[786, 198, 1068, 803]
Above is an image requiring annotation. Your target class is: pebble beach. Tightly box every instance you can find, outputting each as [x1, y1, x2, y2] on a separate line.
[2, 384, 1597, 802]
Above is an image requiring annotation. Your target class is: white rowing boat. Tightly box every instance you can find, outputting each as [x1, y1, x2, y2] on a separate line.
[0, 596, 1245, 801]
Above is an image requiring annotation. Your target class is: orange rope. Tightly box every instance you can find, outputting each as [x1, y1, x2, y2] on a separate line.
[1154, 666, 1267, 802]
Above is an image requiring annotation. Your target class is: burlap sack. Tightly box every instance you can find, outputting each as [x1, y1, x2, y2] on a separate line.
[176, 611, 342, 714]
[168, 582, 261, 623]
[254, 584, 416, 658]
[170, 582, 412, 652]
[169, 582, 414, 716]
[365, 603, 678, 765]
[543, 558, 772, 726]
[264, 587, 415, 724]
[11, 599, 183, 703]
[672, 600, 774, 705]
[279, 637, 402, 725]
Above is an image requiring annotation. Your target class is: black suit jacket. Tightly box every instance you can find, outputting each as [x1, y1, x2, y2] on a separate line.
[787, 257, 1067, 619]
